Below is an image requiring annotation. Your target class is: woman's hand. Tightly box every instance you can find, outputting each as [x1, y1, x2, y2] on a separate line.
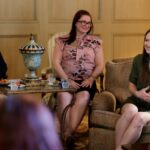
[81, 77, 94, 88]
[135, 86, 150, 102]
[68, 79, 80, 89]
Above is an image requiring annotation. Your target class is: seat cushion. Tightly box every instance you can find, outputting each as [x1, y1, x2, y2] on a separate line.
[105, 59, 133, 103]
[90, 110, 150, 135]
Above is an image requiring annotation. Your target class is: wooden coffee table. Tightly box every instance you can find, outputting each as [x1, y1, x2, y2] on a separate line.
[0, 83, 75, 95]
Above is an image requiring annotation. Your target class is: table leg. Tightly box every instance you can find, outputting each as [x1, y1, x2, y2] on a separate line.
[60, 92, 75, 142]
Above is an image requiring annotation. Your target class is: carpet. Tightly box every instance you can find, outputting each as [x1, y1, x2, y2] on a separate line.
[73, 114, 89, 150]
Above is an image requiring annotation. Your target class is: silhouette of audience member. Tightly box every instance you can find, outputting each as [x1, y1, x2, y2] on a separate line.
[0, 52, 7, 79]
[0, 94, 63, 150]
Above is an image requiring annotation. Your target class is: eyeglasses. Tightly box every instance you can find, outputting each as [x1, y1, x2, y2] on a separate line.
[78, 20, 92, 26]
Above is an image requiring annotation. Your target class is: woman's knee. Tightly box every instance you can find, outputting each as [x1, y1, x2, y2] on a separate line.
[57, 92, 67, 99]
[122, 103, 138, 114]
[76, 91, 90, 100]
[132, 112, 146, 127]
[57, 92, 72, 106]
[75, 91, 90, 106]
[121, 104, 138, 120]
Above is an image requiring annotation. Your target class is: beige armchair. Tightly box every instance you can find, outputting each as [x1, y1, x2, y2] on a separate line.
[89, 58, 150, 150]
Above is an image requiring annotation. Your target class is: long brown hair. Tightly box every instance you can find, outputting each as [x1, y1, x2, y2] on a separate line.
[140, 29, 150, 83]
[65, 9, 93, 44]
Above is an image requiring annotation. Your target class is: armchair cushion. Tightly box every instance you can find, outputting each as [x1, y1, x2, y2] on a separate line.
[90, 110, 120, 129]
[105, 59, 133, 103]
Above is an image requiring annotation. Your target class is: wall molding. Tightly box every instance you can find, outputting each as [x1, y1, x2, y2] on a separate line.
[113, 0, 150, 22]
[112, 33, 144, 58]
[0, 0, 37, 23]
[48, 0, 102, 23]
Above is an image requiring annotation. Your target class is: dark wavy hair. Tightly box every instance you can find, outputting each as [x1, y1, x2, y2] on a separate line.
[140, 29, 150, 83]
[65, 9, 93, 44]
[0, 95, 62, 150]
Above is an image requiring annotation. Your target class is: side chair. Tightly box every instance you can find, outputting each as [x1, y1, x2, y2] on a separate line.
[42, 32, 67, 106]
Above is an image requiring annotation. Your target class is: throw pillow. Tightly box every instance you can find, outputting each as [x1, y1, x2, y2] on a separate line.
[105, 59, 133, 103]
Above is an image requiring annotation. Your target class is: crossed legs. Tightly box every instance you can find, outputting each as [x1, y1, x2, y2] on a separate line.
[56, 91, 90, 140]
[115, 103, 150, 150]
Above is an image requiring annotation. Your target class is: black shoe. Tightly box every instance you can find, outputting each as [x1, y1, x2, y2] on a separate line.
[65, 136, 75, 150]
[121, 145, 131, 150]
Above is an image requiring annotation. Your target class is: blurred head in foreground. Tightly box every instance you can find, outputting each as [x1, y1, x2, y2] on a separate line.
[0, 94, 62, 150]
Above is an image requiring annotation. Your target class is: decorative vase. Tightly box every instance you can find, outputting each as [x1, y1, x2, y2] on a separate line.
[19, 34, 45, 79]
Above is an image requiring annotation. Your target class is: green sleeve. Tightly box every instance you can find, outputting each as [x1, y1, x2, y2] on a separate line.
[129, 55, 139, 85]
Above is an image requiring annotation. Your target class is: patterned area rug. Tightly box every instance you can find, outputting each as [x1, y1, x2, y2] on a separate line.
[62, 114, 88, 150]
[73, 115, 89, 150]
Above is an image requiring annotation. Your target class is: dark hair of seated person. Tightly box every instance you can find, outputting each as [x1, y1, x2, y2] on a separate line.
[0, 52, 7, 79]
[0, 94, 63, 150]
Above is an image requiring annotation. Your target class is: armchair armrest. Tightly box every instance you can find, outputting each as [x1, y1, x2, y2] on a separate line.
[92, 91, 117, 112]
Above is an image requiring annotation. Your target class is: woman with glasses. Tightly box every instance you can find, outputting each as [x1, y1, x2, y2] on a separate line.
[53, 9, 104, 147]
[115, 29, 150, 150]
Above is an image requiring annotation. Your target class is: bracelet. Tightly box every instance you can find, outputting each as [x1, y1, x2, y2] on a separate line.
[66, 78, 72, 81]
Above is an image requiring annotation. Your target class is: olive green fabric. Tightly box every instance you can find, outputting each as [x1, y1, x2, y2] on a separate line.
[129, 54, 150, 90]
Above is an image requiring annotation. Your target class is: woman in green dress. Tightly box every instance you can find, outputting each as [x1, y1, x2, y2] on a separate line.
[115, 29, 150, 150]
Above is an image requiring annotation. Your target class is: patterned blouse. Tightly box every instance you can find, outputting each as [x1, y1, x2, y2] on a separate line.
[55, 34, 102, 80]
